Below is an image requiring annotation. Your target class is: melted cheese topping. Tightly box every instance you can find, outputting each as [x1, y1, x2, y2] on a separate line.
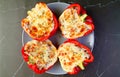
[59, 8, 91, 38]
[22, 2, 54, 38]
[24, 40, 57, 69]
[58, 43, 90, 72]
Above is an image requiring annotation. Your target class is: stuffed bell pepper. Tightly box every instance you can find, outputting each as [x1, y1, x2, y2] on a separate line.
[21, 2, 58, 41]
[59, 3, 94, 39]
[58, 39, 94, 74]
[21, 40, 58, 74]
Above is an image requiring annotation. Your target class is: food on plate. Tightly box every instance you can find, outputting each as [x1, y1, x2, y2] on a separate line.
[21, 40, 58, 74]
[21, 2, 58, 41]
[21, 2, 95, 75]
[59, 3, 94, 39]
[58, 39, 94, 74]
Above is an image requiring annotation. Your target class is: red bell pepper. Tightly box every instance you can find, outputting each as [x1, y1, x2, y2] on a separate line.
[21, 40, 58, 74]
[21, 2, 58, 41]
[58, 39, 94, 75]
[59, 3, 94, 39]
[21, 47, 53, 74]
[68, 3, 95, 36]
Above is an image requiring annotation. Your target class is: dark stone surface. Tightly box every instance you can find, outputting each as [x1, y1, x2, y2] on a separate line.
[0, 0, 120, 77]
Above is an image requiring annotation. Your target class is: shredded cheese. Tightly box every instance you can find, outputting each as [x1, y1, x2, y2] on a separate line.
[59, 8, 91, 38]
[22, 3, 54, 38]
[24, 40, 57, 69]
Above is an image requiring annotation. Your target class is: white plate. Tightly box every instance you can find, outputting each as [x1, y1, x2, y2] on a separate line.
[22, 2, 94, 75]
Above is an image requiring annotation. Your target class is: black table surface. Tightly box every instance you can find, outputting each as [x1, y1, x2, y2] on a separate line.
[0, 0, 120, 77]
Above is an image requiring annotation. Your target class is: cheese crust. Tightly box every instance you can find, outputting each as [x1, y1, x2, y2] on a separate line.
[59, 8, 91, 38]
[22, 2, 54, 38]
[58, 43, 90, 72]
[24, 40, 57, 70]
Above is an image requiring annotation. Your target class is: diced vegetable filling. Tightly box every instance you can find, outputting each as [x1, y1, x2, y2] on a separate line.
[24, 40, 57, 69]
[59, 8, 91, 38]
[22, 3, 54, 38]
[58, 43, 90, 72]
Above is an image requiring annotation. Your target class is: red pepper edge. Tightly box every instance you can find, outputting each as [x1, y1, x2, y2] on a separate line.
[21, 47, 55, 74]
[68, 66, 81, 75]
[64, 39, 94, 74]
[21, 8, 58, 41]
[80, 5, 95, 36]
